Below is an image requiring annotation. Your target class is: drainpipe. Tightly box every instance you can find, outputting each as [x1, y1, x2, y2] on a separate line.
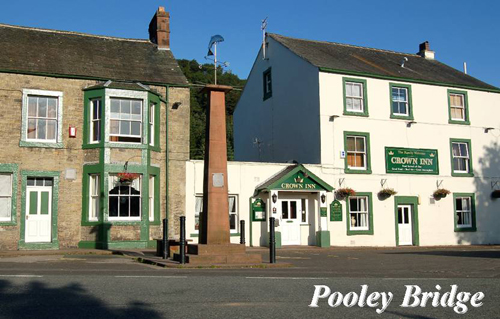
[165, 85, 170, 240]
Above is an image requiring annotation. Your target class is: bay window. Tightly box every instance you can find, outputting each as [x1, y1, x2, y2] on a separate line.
[110, 98, 142, 143]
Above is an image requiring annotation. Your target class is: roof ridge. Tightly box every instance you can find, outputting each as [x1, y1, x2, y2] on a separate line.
[0, 23, 149, 43]
[269, 33, 420, 57]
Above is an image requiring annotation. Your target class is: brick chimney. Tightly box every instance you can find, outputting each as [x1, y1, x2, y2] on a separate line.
[149, 7, 170, 50]
[417, 41, 434, 60]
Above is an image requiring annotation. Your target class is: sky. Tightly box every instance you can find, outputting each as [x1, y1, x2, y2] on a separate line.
[1, 0, 499, 87]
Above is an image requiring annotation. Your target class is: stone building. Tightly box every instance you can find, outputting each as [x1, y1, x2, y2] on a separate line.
[0, 7, 190, 250]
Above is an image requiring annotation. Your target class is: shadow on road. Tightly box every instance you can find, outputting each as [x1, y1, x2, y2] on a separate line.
[0, 280, 162, 319]
[385, 250, 500, 259]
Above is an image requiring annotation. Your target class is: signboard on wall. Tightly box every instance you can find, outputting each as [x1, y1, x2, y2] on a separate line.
[330, 200, 342, 222]
[385, 147, 439, 175]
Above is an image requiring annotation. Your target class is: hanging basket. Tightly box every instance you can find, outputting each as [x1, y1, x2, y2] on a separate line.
[378, 188, 397, 199]
[336, 187, 356, 200]
[433, 188, 450, 199]
[491, 190, 500, 199]
[117, 172, 140, 185]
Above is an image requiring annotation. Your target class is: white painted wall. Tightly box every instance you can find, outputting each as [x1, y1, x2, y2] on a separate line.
[234, 37, 321, 164]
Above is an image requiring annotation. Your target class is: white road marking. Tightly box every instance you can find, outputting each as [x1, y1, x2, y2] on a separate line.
[0, 275, 43, 278]
[114, 275, 188, 278]
[246, 277, 327, 280]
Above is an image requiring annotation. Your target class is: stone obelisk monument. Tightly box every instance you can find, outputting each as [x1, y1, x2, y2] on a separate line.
[199, 84, 232, 244]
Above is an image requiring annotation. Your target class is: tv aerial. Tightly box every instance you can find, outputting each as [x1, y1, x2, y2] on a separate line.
[205, 35, 230, 85]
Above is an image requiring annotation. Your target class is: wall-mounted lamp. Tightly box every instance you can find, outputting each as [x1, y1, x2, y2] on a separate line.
[329, 115, 340, 122]
[484, 127, 495, 133]
[406, 120, 417, 128]
[272, 193, 278, 203]
[172, 102, 182, 109]
[321, 194, 326, 204]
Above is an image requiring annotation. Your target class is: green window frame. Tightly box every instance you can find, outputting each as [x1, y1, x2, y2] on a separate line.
[345, 192, 373, 235]
[263, 67, 272, 100]
[81, 165, 103, 226]
[148, 93, 161, 151]
[343, 131, 372, 174]
[83, 88, 105, 149]
[450, 138, 473, 177]
[343, 77, 368, 117]
[148, 166, 161, 225]
[448, 89, 470, 125]
[389, 83, 414, 120]
[0, 164, 18, 226]
[453, 193, 476, 232]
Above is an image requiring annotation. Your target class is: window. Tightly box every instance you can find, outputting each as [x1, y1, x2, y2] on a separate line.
[453, 193, 476, 231]
[263, 68, 272, 100]
[149, 175, 155, 222]
[448, 90, 469, 124]
[110, 98, 142, 143]
[21, 89, 63, 147]
[0, 174, 12, 222]
[390, 83, 413, 119]
[344, 132, 371, 174]
[90, 99, 102, 143]
[89, 175, 100, 221]
[149, 102, 155, 147]
[301, 198, 307, 223]
[450, 139, 473, 177]
[343, 78, 368, 116]
[108, 175, 141, 220]
[194, 195, 238, 233]
[346, 192, 373, 235]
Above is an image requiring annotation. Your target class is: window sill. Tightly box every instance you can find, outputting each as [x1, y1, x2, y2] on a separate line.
[390, 114, 414, 120]
[448, 120, 470, 125]
[454, 227, 476, 232]
[104, 142, 148, 149]
[451, 172, 474, 177]
[347, 230, 373, 236]
[0, 221, 16, 226]
[345, 168, 372, 175]
[20, 140, 63, 148]
[343, 111, 369, 117]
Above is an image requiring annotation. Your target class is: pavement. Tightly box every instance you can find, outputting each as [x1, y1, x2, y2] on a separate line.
[0, 245, 499, 318]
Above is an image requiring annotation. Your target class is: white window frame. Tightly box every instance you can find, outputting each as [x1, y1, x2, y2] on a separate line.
[348, 196, 369, 231]
[108, 174, 142, 221]
[193, 194, 239, 233]
[264, 71, 272, 96]
[21, 89, 63, 145]
[452, 142, 470, 173]
[89, 174, 100, 222]
[345, 82, 364, 113]
[149, 102, 155, 147]
[300, 198, 308, 224]
[450, 93, 466, 121]
[229, 195, 238, 233]
[0, 173, 13, 222]
[194, 195, 203, 233]
[105, 89, 147, 145]
[391, 87, 409, 116]
[90, 98, 102, 144]
[149, 175, 155, 222]
[455, 197, 472, 228]
[346, 136, 367, 170]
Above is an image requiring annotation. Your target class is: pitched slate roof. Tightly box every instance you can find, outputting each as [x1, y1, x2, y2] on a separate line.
[0, 24, 188, 86]
[269, 33, 498, 92]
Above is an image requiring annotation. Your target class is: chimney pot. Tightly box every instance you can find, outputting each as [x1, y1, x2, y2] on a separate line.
[417, 41, 434, 60]
[149, 6, 170, 50]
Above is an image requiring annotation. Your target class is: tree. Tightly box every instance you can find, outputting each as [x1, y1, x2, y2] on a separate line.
[177, 59, 246, 160]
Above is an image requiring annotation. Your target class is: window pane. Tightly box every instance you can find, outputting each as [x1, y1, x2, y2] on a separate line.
[130, 197, 140, 217]
[132, 101, 141, 115]
[460, 144, 468, 157]
[47, 98, 57, 118]
[455, 198, 462, 210]
[462, 198, 470, 211]
[281, 201, 288, 219]
[120, 121, 130, 135]
[355, 137, 365, 152]
[346, 137, 355, 151]
[28, 97, 37, 117]
[130, 122, 141, 136]
[121, 100, 131, 119]
[0, 198, 11, 218]
[37, 119, 46, 140]
[352, 83, 362, 97]
[27, 178, 35, 186]
[354, 153, 364, 167]
[110, 100, 120, 119]
[290, 201, 297, 219]
[352, 98, 361, 110]
[0, 174, 12, 196]
[119, 196, 129, 217]
[195, 197, 203, 213]
[229, 214, 236, 230]
[38, 98, 47, 117]
[452, 143, 460, 157]
[92, 121, 100, 141]
[27, 119, 37, 139]
[350, 198, 358, 211]
[46, 120, 56, 140]
[110, 120, 119, 134]
[359, 197, 367, 211]
[346, 83, 353, 96]
[109, 197, 118, 217]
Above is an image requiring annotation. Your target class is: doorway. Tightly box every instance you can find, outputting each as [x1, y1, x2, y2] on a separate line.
[280, 199, 301, 245]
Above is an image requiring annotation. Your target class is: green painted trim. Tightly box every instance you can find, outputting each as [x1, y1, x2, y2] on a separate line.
[261, 164, 334, 192]
[81, 165, 102, 226]
[319, 67, 500, 94]
[148, 166, 161, 225]
[394, 196, 420, 246]
[343, 131, 372, 174]
[18, 170, 60, 250]
[0, 68, 189, 88]
[447, 90, 470, 125]
[263, 67, 272, 100]
[316, 230, 331, 247]
[0, 164, 19, 226]
[275, 231, 282, 249]
[449, 138, 474, 177]
[82, 88, 105, 149]
[78, 240, 149, 249]
[453, 193, 477, 232]
[19, 141, 63, 148]
[389, 83, 414, 120]
[345, 192, 374, 235]
[148, 92, 161, 152]
[343, 77, 369, 117]
[249, 197, 253, 246]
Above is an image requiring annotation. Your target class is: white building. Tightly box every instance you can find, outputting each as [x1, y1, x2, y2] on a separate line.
[187, 34, 500, 247]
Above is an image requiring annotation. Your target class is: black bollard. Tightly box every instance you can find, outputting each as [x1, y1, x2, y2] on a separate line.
[179, 216, 186, 264]
[269, 217, 276, 264]
[240, 220, 245, 245]
[162, 218, 169, 259]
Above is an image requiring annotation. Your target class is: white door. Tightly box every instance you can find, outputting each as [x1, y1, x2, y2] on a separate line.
[25, 185, 52, 243]
[397, 205, 413, 246]
[280, 200, 301, 245]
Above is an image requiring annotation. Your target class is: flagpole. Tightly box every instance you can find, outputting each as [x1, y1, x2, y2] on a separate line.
[214, 43, 217, 85]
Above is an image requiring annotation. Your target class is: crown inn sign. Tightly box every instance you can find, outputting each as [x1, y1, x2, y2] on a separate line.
[385, 147, 439, 174]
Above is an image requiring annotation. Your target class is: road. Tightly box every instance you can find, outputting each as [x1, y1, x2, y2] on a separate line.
[0, 247, 498, 318]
